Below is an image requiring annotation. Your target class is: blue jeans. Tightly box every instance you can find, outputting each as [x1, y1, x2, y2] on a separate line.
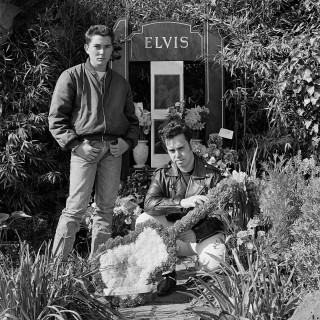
[52, 140, 122, 261]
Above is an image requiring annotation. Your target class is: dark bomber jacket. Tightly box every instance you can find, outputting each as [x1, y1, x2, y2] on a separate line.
[48, 59, 139, 150]
[144, 154, 222, 218]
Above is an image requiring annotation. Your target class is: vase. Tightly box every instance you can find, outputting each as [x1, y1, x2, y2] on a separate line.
[133, 140, 149, 168]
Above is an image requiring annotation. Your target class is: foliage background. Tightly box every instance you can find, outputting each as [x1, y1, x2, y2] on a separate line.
[1, 0, 320, 249]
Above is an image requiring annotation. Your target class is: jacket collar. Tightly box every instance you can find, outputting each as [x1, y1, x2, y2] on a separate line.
[84, 58, 110, 74]
[166, 154, 208, 178]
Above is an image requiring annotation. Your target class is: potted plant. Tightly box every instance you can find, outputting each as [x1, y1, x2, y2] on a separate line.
[133, 103, 151, 168]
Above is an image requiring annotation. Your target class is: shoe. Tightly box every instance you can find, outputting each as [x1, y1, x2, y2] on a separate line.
[157, 270, 177, 296]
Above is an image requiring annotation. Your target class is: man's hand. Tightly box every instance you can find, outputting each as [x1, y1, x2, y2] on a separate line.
[180, 195, 209, 209]
[74, 140, 101, 161]
[110, 138, 129, 157]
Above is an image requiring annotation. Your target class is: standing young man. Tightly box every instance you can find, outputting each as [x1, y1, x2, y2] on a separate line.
[49, 25, 139, 261]
[136, 118, 226, 296]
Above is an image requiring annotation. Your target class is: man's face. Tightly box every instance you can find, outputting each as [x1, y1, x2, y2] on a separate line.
[84, 35, 113, 72]
[165, 133, 194, 172]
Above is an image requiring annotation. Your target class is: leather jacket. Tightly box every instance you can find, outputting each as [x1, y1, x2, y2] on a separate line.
[144, 154, 221, 219]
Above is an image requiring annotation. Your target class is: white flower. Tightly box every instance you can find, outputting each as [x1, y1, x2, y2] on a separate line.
[247, 218, 261, 229]
[232, 170, 247, 183]
[99, 228, 169, 291]
[246, 242, 254, 250]
[208, 156, 217, 165]
[124, 217, 132, 224]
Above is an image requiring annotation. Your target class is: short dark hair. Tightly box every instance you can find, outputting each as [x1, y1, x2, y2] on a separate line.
[158, 117, 192, 149]
[85, 25, 114, 44]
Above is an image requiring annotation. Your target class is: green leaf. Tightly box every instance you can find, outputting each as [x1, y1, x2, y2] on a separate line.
[302, 69, 313, 82]
[297, 108, 304, 116]
[311, 96, 318, 105]
[191, 306, 220, 319]
[306, 85, 315, 95]
[313, 55, 320, 64]
[304, 120, 312, 129]
[10, 211, 31, 218]
[314, 88, 320, 98]
[310, 37, 316, 46]
[292, 84, 302, 93]
[0, 213, 9, 222]
[313, 123, 319, 133]
[303, 98, 310, 106]
[278, 81, 287, 91]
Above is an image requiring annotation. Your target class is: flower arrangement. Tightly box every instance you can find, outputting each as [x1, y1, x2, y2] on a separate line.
[184, 105, 209, 132]
[191, 133, 238, 176]
[84, 169, 152, 238]
[93, 220, 177, 307]
[134, 102, 151, 141]
[112, 169, 152, 237]
[112, 196, 143, 236]
[166, 101, 209, 139]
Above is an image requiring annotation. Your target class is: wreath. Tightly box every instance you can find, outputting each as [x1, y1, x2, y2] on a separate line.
[92, 220, 177, 307]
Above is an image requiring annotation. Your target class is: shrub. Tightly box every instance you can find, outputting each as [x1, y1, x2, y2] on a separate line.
[290, 175, 320, 293]
[0, 240, 125, 319]
[186, 219, 300, 320]
[258, 153, 314, 252]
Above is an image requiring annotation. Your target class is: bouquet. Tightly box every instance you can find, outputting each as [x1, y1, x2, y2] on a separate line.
[191, 133, 238, 176]
[134, 102, 151, 141]
[184, 105, 209, 131]
[166, 101, 209, 139]
[112, 196, 143, 237]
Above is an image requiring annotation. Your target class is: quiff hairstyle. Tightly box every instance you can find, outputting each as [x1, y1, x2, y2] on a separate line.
[85, 25, 114, 44]
[158, 117, 192, 150]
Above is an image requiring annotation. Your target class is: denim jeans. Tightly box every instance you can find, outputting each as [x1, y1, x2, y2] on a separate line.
[52, 140, 122, 261]
[136, 213, 226, 272]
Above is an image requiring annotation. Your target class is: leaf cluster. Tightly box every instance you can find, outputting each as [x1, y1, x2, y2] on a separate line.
[209, 0, 320, 162]
[0, 241, 125, 319]
[186, 239, 299, 320]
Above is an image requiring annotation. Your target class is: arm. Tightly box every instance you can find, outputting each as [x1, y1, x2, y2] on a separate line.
[122, 85, 139, 150]
[144, 170, 184, 217]
[48, 71, 79, 150]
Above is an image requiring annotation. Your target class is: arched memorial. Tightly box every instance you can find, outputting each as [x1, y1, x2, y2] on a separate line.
[111, 19, 224, 170]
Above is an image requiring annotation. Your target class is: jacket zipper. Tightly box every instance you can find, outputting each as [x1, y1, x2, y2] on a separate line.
[100, 74, 106, 135]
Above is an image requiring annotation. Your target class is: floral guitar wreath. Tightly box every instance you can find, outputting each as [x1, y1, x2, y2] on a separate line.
[92, 172, 254, 307]
[93, 220, 177, 307]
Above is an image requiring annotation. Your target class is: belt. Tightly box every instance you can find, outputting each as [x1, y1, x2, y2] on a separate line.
[80, 134, 117, 142]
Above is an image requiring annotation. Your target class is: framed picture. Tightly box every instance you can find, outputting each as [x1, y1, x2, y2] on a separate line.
[154, 75, 180, 110]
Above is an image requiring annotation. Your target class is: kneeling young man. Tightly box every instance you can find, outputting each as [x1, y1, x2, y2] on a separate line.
[136, 118, 226, 296]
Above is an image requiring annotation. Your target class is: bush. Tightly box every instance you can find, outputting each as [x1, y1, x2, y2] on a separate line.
[258, 153, 313, 251]
[0, 241, 123, 319]
[290, 175, 320, 293]
[187, 219, 299, 320]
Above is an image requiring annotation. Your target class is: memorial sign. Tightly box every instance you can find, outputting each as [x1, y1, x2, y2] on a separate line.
[130, 21, 203, 61]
